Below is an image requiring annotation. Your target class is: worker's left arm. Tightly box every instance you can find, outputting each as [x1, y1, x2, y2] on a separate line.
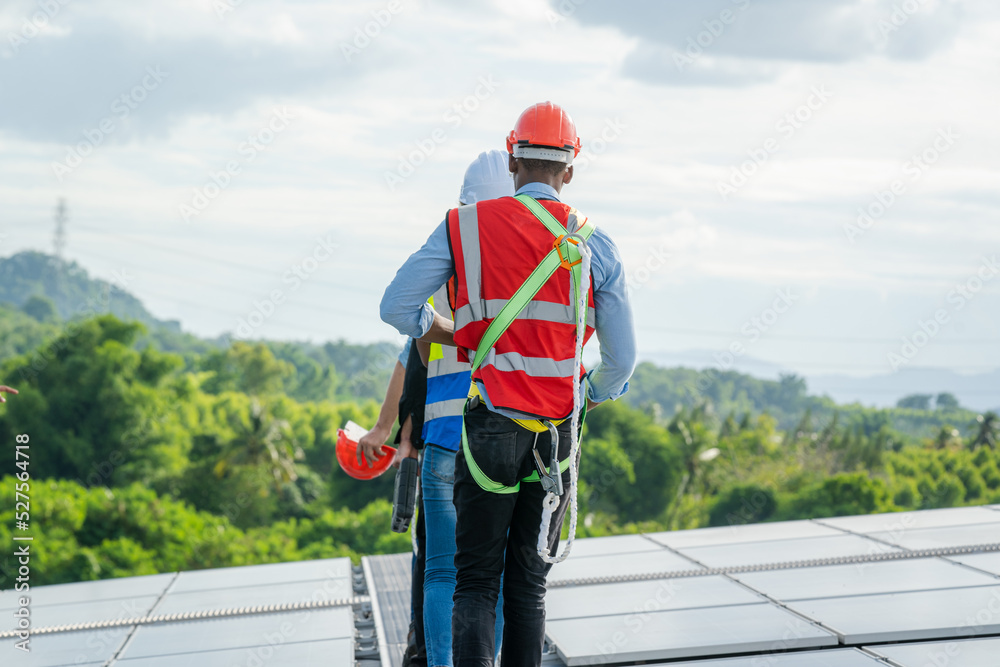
[380, 218, 455, 344]
[583, 229, 638, 409]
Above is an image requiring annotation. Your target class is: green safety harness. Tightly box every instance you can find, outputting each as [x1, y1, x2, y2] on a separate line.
[460, 194, 595, 502]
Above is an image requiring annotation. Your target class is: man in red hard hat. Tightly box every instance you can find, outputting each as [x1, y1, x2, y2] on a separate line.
[381, 101, 636, 666]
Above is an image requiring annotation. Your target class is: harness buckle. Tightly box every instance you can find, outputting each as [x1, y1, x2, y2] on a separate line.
[553, 235, 583, 271]
[531, 421, 564, 496]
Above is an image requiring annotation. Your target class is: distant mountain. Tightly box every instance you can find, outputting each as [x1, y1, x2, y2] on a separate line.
[0, 251, 179, 332]
[807, 368, 1000, 413]
[641, 349, 1000, 413]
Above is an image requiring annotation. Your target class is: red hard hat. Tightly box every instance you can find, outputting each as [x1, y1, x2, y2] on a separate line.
[336, 428, 395, 480]
[506, 101, 581, 163]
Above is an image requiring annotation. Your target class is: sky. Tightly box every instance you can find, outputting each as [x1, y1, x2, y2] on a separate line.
[1, 0, 998, 382]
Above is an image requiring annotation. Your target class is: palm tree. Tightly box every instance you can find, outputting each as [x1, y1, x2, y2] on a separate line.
[215, 399, 302, 491]
[972, 412, 999, 450]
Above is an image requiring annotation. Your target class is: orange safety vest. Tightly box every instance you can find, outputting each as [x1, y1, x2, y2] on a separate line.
[447, 196, 596, 421]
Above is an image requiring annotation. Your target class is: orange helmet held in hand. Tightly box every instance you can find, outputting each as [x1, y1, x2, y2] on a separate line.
[506, 101, 581, 164]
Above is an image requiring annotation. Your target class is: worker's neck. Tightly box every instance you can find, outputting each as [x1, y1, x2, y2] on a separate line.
[514, 173, 565, 194]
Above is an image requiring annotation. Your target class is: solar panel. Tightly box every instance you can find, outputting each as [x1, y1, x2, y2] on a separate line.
[0, 573, 172, 610]
[734, 557, 998, 601]
[867, 522, 1000, 550]
[548, 550, 703, 584]
[556, 534, 665, 558]
[170, 557, 352, 593]
[116, 637, 354, 666]
[785, 584, 1000, 643]
[1, 595, 159, 633]
[120, 607, 354, 658]
[635, 647, 884, 666]
[946, 552, 1000, 576]
[0, 627, 131, 666]
[647, 520, 845, 550]
[545, 602, 837, 665]
[869, 636, 1000, 666]
[546, 575, 762, 621]
[672, 534, 898, 568]
[154, 578, 354, 615]
[816, 506, 1000, 534]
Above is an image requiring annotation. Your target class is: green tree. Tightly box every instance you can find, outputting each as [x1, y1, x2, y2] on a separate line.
[897, 394, 933, 410]
[21, 295, 59, 323]
[972, 412, 999, 450]
[935, 393, 961, 410]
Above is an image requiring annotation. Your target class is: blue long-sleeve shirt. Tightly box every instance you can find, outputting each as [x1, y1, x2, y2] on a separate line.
[380, 182, 637, 405]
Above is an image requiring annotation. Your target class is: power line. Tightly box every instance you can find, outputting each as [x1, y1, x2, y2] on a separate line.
[638, 324, 1000, 346]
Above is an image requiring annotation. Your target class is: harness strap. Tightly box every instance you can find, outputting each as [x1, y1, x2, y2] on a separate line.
[461, 195, 594, 495]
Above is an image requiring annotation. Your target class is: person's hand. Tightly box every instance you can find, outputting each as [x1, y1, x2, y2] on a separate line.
[357, 424, 391, 468]
[0, 386, 18, 403]
[392, 417, 420, 469]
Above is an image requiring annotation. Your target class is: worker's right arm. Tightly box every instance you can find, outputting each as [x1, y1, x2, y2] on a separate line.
[380, 218, 454, 341]
[0, 385, 17, 403]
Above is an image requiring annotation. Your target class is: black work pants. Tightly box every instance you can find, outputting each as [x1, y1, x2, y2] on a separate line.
[452, 403, 575, 667]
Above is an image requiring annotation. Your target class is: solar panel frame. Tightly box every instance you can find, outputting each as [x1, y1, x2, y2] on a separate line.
[548, 549, 704, 584]
[631, 647, 885, 666]
[169, 557, 352, 593]
[0, 573, 173, 611]
[733, 557, 999, 601]
[867, 636, 1000, 666]
[546, 575, 764, 621]
[945, 552, 1000, 577]
[671, 534, 899, 568]
[646, 520, 845, 550]
[866, 522, 1000, 550]
[815, 506, 1000, 534]
[119, 607, 354, 658]
[0, 627, 132, 666]
[545, 601, 838, 665]
[784, 584, 1000, 644]
[152, 578, 354, 616]
[1, 595, 160, 633]
[115, 636, 354, 666]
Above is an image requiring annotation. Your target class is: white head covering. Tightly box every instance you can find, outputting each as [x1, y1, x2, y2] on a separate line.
[460, 150, 515, 205]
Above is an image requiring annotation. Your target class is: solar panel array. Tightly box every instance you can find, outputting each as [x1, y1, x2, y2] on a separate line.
[541, 504, 1000, 665]
[5, 505, 1000, 666]
[0, 558, 356, 666]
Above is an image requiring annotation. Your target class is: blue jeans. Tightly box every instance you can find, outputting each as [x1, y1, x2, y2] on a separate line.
[422, 444, 503, 667]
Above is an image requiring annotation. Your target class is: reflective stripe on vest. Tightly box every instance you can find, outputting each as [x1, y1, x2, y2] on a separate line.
[454, 299, 595, 332]
[457, 205, 484, 322]
[423, 286, 471, 451]
[447, 196, 596, 420]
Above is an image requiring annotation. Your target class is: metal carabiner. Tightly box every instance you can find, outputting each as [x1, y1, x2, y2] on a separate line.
[545, 420, 564, 497]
